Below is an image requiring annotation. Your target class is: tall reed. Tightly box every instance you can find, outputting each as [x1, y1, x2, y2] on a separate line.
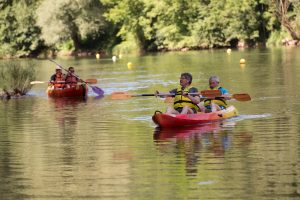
[0, 61, 36, 95]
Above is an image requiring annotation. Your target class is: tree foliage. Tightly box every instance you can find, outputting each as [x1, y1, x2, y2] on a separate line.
[0, 0, 300, 57]
[0, 0, 44, 57]
[36, 0, 106, 51]
[272, 0, 300, 40]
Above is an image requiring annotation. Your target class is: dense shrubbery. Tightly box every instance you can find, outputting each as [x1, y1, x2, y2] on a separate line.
[0, 61, 36, 97]
[0, 0, 299, 58]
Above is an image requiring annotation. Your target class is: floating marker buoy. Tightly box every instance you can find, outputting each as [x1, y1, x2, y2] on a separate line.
[240, 58, 246, 64]
[127, 62, 133, 69]
[227, 48, 231, 54]
[112, 56, 117, 62]
[96, 53, 100, 59]
[119, 54, 123, 59]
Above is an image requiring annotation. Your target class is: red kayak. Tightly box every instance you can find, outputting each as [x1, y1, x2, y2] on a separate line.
[47, 84, 88, 98]
[152, 105, 238, 128]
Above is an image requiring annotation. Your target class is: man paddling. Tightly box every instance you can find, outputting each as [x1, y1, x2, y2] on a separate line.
[49, 66, 66, 88]
[198, 75, 231, 112]
[65, 67, 83, 88]
[156, 73, 200, 115]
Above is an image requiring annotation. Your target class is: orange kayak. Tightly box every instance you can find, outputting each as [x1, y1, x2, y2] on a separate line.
[47, 84, 88, 98]
[152, 105, 238, 128]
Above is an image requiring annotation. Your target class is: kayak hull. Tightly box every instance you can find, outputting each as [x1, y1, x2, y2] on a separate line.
[152, 105, 238, 128]
[47, 85, 88, 98]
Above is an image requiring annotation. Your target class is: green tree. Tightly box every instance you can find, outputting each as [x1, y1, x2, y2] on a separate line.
[103, 0, 277, 51]
[102, 0, 156, 53]
[36, 0, 106, 51]
[0, 0, 44, 57]
[272, 0, 300, 40]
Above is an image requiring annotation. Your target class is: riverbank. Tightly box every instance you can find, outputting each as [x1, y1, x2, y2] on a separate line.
[1, 40, 300, 59]
[0, 89, 24, 100]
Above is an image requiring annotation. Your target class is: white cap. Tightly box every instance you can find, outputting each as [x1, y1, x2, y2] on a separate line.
[56, 65, 61, 70]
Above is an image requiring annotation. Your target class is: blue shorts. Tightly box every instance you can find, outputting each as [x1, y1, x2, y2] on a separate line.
[205, 105, 226, 110]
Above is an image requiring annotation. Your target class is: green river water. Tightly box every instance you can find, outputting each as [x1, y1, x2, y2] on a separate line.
[0, 48, 300, 199]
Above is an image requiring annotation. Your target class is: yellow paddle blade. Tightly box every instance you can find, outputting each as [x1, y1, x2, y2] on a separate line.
[30, 81, 47, 84]
[232, 93, 251, 101]
[111, 92, 131, 100]
[85, 79, 97, 84]
[200, 90, 221, 98]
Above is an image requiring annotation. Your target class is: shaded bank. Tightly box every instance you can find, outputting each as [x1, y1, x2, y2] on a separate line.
[0, 0, 300, 58]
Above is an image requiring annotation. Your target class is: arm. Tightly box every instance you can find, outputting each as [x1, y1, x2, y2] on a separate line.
[220, 88, 231, 100]
[184, 87, 200, 104]
[155, 88, 176, 97]
[50, 74, 56, 83]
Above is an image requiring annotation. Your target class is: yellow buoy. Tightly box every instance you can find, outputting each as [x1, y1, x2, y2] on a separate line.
[119, 54, 123, 59]
[127, 62, 133, 69]
[226, 48, 231, 54]
[240, 58, 246, 64]
[96, 53, 100, 59]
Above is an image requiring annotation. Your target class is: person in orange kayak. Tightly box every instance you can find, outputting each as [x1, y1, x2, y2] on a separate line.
[65, 67, 81, 88]
[50, 66, 66, 88]
[198, 75, 231, 112]
[156, 72, 200, 115]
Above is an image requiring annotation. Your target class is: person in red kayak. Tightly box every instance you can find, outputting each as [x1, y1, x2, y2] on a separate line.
[156, 72, 200, 115]
[50, 66, 66, 88]
[65, 67, 81, 88]
[198, 75, 231, 112]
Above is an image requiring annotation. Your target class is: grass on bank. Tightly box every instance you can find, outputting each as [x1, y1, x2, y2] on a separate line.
[0, 61, 36, 96]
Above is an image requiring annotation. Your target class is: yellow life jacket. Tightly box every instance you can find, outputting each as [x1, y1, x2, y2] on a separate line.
[174, 86, 199, 111]
[203, 87, 228, 108]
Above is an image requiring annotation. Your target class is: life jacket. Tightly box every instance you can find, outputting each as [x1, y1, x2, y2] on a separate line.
[203, 87, 228, 108]
[173, 86, 199, 111]
[65, 74, 78, 87]
[54, 73, 65, 88]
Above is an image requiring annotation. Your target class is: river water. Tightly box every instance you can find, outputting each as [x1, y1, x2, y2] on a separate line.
[0, 48, 300, 199]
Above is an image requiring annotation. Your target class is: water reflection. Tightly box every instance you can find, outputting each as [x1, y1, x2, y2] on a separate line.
[48, 98, 85, 125]
[154, 122, 252, 175]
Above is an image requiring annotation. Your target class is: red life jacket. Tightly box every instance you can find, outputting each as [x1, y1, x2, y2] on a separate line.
[54, 73, 65, 88]
[65, 75, 78, 87]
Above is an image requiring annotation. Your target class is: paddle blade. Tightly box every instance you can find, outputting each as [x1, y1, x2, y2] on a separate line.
[111, 92, 131, 100]
[232, 93, 251, 101]
[201, 90, 221, 98]
[30, 81, 46, 84]
[85, 79, 97, 84]
[91, 86, 104, 96]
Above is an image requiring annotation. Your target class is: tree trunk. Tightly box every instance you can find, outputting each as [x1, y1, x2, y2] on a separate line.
[71, 32, 81, 51]
[275, 0, 300, 40]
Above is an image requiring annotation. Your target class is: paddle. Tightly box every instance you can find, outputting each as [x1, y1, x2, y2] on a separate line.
[201, 90, 251, 101]
[111, 92, 173, 100]
[111, 91, 221, 100]
[231, 93, 251, 101]
[30, 79, 97, 85]
[111, 90, 251, 102]
[48, 59, 104, 96]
